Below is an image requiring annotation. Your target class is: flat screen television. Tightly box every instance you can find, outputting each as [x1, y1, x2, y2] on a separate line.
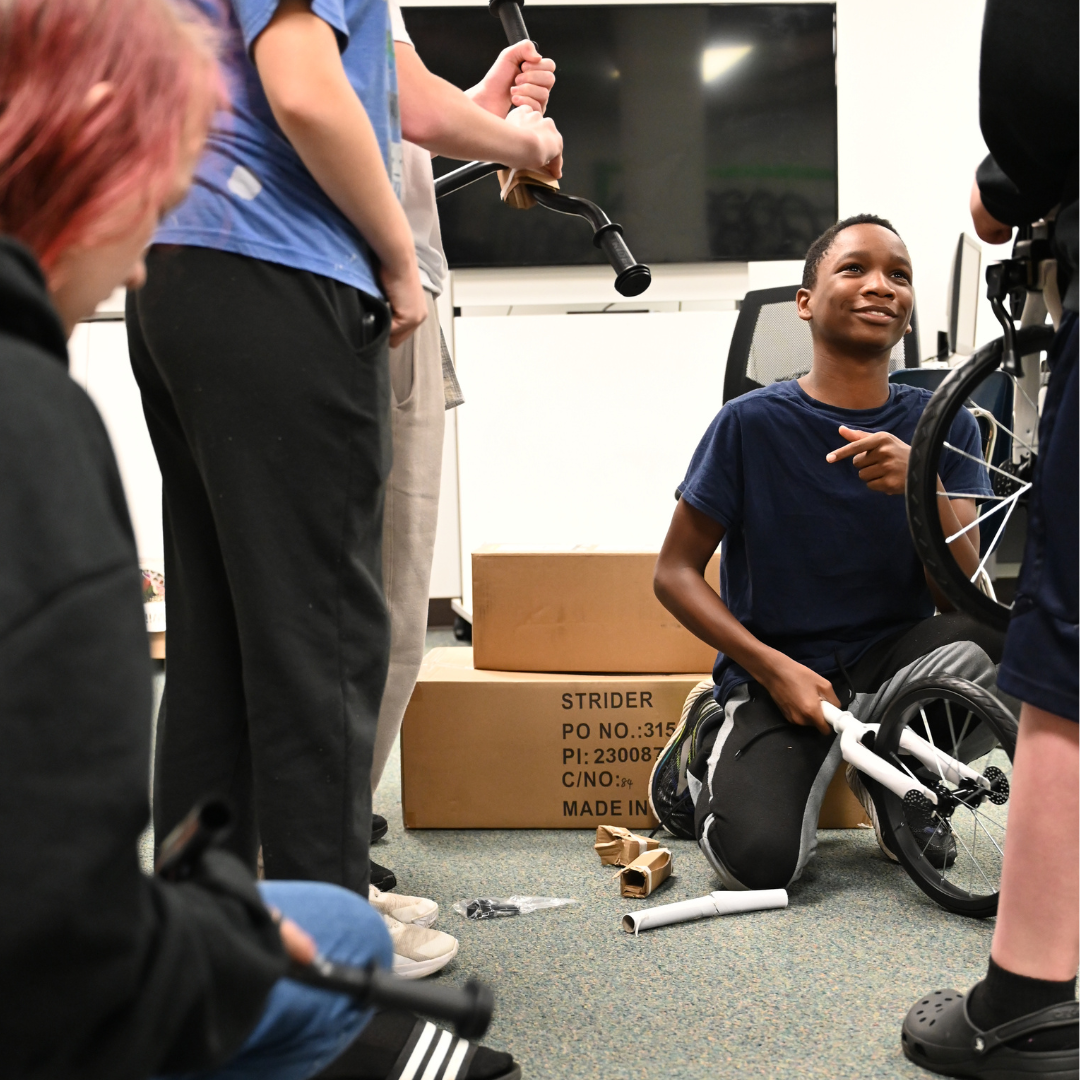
[405, 3, 838, 268]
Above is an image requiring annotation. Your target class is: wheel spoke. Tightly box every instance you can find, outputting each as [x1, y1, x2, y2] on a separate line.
[942, 440, 1028, 485]
[945, 483, 1031, 544]
[948, 821, 997, 892]
[956, 710, 973, 749]
[970, 495, 1022, 582]
[1006, 371, 1041, 423]
[962, 805, 1006, 859]
[965, 399, 1037, 456]
[945, 701, 958, 757]
[920, 708, 948, 785]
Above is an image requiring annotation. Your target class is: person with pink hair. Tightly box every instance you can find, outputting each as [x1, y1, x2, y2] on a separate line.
[0, 2, 518, 1077]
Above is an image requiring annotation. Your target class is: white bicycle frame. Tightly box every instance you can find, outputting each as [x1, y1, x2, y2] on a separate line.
[820, 702, 993, 807]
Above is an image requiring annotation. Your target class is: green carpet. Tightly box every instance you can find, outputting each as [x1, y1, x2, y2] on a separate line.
[368, 631, 994, 1079]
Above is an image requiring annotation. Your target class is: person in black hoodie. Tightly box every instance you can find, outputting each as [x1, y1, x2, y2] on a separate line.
[900, 2, 1078, 1076]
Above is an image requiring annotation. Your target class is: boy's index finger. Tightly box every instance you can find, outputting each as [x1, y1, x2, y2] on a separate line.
[826, 426, 872, 463]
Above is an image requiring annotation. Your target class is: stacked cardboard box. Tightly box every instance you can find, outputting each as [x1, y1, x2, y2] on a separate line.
[401, 549, 869, 830]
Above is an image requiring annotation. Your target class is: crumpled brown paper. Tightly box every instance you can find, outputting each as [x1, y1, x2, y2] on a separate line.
[497, 167, 560, 210]
[618, 848, 672, 899]
[594, 825, 659, 867]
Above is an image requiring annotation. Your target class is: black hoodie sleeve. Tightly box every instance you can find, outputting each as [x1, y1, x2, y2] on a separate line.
[0, 333, 287, 1080]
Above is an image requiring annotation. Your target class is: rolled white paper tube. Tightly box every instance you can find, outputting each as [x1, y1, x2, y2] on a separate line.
[622, 889, 788, 935]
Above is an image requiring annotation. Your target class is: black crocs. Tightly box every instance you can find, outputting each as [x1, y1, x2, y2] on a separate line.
[902, 987, 1078, 1079]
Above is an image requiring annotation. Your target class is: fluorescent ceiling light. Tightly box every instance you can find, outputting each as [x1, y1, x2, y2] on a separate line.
[701, 44, 752, 84]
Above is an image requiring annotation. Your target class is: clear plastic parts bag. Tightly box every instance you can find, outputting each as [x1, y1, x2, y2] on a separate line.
[453, 896, 577, 921]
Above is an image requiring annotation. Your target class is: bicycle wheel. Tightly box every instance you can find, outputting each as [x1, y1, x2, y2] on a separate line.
[870, 676, 1017, 918]
[906, 324, 1055, 630]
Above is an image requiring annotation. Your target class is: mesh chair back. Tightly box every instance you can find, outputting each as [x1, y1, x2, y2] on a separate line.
[723, 286, 920, 403]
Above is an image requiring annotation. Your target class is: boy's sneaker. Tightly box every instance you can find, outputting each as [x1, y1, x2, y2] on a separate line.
[846, 764, 957, 869]
[648, 679, 719, 839]
[845, 763, 898, 861]
[316, 1008, 521, 1079]
[384, 914, 459, 979]
[369, 885, 438, 929]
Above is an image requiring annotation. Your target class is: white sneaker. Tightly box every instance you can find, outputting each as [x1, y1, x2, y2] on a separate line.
[368, 885, 438, 929]
[845, 763, 898, 862]
[383, 913, 459, 980]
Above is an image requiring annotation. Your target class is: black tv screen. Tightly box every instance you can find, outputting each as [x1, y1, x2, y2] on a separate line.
[406, 3, 837, 268]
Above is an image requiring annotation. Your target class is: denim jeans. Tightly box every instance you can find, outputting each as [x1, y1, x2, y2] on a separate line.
[165, 881, 392, 1080]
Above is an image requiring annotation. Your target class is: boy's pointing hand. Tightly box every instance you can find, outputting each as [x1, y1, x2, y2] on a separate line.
[826, 425, 910, 495]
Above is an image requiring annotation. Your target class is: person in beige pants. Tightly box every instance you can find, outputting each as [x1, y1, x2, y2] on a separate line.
[362, 2, 562, 978]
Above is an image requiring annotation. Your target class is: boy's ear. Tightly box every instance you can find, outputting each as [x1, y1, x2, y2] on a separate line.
[795, 287, 813, 323]
[904, 323, 912, 335]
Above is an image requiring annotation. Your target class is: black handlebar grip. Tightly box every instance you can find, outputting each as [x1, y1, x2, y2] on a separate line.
[367, 970, 494, 1040]
[291, 959, 494, 1041]
[156, 799, 233, 881]
[489, 0, 529, 44]
[595, 225, 651, 297]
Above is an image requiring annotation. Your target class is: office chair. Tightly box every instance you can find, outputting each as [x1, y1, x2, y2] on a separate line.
[722, 285, 920, 404]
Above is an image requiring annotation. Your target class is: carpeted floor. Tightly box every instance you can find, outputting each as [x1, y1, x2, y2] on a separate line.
[366, 630, 993, 1079]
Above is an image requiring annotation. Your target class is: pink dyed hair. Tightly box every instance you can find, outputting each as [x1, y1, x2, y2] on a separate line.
[0, 0, 222, 272]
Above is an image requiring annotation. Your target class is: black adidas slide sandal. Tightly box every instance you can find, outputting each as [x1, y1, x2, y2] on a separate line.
[902, 988, 1078, 1079]
[317, 1009, 521, 1080]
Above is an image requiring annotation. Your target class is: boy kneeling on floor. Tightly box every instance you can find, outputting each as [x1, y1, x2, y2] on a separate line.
[652, 214, 1006, 891]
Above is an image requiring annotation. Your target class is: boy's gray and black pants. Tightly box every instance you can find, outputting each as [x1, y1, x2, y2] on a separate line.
[689, 613, 1007, 891]
[126, 246, 391, 894]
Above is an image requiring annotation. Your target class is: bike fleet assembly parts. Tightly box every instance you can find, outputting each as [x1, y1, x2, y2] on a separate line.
[622, 889, 788, 935]
[432, 0, 652, 299]
[820, 701, 1000, 824]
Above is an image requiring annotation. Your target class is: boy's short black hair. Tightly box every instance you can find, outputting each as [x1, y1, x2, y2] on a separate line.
[801, 214, 903, 289]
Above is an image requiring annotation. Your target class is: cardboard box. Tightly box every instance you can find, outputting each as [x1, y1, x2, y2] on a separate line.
[401, 648, 708, 829]
[401, 648, 871, 831]
[471, 548, 721, 674]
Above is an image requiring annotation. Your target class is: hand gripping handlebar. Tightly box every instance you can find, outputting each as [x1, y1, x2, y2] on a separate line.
[432, 0, 652, 298]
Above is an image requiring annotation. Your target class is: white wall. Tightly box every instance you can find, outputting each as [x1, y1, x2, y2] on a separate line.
[834, 0, 1011, 353]
[69, 313, 164, 568]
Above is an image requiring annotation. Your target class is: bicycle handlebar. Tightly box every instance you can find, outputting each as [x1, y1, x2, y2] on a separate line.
[432, 0, 652, 297]
[288, 958, 494, 1040]
[157, 800, 495, 1040]
[489, 0, 529, 44]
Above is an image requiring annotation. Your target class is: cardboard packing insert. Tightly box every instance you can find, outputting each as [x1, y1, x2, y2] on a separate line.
[471, 548, 721, 674]
[594, 825, 659, 866]
[618, 848, 672, 898]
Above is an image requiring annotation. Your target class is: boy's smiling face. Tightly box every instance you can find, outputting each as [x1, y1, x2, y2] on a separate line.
[796, 223, 914, 359]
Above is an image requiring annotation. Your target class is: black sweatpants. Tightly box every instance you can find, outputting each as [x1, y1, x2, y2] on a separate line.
[127, 246, 391, 893]
[689, 613, 1005, 891]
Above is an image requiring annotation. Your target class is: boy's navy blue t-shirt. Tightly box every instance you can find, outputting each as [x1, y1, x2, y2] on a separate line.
[680, 380, 993, 705]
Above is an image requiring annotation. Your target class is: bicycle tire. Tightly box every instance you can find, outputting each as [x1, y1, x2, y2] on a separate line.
[905, 324, 1055, 630]
[870, 676, 1017, 918]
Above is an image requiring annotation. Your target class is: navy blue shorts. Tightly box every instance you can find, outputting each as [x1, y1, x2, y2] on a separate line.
[997, 310, 1079, 721]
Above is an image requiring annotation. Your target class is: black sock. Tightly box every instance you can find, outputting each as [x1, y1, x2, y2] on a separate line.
[967, 957, 1078, 1052]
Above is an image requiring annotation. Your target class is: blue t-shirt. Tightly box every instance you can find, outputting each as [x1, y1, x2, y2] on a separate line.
[156, 0, 401, 298]
[680, 380, 993, 705]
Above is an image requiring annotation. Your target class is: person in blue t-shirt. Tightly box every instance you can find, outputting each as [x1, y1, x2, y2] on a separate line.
[652, 214, 1006, 891]
[125, 0, 419, 904]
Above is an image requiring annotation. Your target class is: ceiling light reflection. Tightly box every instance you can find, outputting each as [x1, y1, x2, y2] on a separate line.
[701, 44, 752, 84]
